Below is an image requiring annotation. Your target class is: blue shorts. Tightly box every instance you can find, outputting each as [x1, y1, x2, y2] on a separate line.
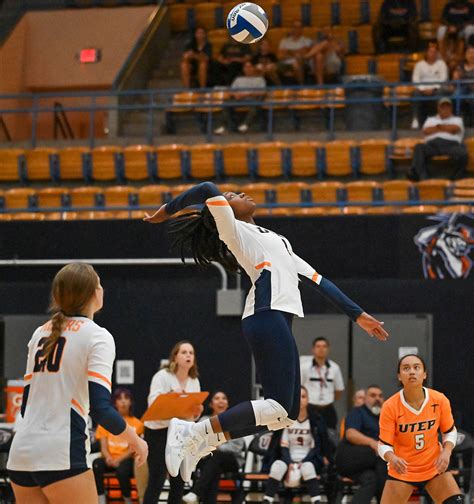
[8, 468, 89, 488]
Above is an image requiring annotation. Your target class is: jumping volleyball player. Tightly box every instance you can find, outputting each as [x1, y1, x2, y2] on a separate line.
[7, 263, 148, 504]
[378, 354, 462, 503]
[144, 182, 388, 482]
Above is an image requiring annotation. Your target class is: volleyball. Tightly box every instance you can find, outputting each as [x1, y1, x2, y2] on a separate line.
[226, 2, 269, 44]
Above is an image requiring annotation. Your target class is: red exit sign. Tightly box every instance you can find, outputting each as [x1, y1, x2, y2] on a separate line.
[79, 48, 101, 63]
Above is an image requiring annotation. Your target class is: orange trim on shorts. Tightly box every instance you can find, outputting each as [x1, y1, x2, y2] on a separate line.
[71, 399, 85, 416]
[24, 373, 32, 381]
[88, 371, 112, 387]
[255, 261, 272, 270]
[207, 200, 229, 206]
[312, 271, 320, 283]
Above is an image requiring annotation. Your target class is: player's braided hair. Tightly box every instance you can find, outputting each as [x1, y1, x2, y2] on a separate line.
[168, 206, 240, 272]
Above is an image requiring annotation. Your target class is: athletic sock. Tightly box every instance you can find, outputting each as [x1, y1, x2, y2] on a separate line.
[217, 401, 256, 432]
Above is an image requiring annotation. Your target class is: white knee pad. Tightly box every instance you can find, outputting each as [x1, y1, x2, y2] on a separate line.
[269, 460, 288, 481]
[301, 461, 317, 481]
[251, 399, 289, 429]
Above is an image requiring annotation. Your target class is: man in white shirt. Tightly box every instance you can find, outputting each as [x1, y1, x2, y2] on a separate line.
[408, 97, 468, 181]
[278, 20, 313, 84]
[301, 337, 344, 430]
[411, 42, 448, 129]
[215, 61, 266, 134]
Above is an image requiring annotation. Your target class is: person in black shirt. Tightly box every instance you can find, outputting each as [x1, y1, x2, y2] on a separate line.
[181, 27, 212, 88]
[335, 385, 387, 504]
[373, 0, 418, 53]
[438, 0, 474, 43]
[252, 39, 280, 85]
[212, 39, 252, 86]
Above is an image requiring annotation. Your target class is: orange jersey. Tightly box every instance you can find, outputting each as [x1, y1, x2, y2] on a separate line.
[379, 388, 455, 482]
[96, 416, 144, 459]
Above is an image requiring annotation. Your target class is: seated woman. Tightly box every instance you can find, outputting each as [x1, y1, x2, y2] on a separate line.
[263, 386, 331, 504]
[183, 391, 245, 504]
[93, 388, 144, 504]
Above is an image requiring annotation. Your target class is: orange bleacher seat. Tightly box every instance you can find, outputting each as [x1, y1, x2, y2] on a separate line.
[331, 25, 352, 50]
[416, 180, 451, 201]
[0, 213, 12, 221]
[207, 29, 230, 58]
[383, 180, 415, 202]
[156, 144, 185, 179]
[324, 140, 356, 177]
[167, 92, 198, 115]
[194, 90, 230, 114]
[124, 145, 155, 181]
[265, 27, 288, 52]
[254, 142, 288, 178]
[85, 210, 131, 220]
[292, 207, 327, 216]
[25, 148, 58, 181]
[138, 185, 171, 207]
[194, 3, 222, 30]
[359, 139, 390, 176]
[281, 0, 307, 26]
[367, 0, 384, 23]
[291, 89, 326, 112]
[289, 141, 321, 177]
[452, 178, 474, 200]
[10, 212, 46, 220]
[326, 87, 345, 109]
[218, 183, 240, 194]
[326, 206, 366, 215]
[4, 188, 36, 209]
[401, 205, 439, 214]
[346, 181, 381, 202]
[339, 0, 362, 25]
[384, 85, 415, 109]
[70, 187, 102, 208]
[169, 3, 191, 32]
[375, 54, 403, 82]
[37, 188, 69, 209]
[58, 147, 89, 181]
[429, 0, 446, 22]
[188, 144, 218, 179]
[354, 25, 375, 54]
[345, 55, 372, 75]
[103, 186, 136, 208]
[254, 207, 293, 217]
[365, 206, 399, 214]
[91, 146, 122, 181]
[390, 138, 423, 161]
[465, 137, 474, 173]
[221, 143, 251, 177]
[240, 183, 274, 203]
[440, 204, 472, 213]
[309, 181, 343, 203]
[262, 89, 294, 111]
[274, 182, 309, 203]
[0, 149, 25, 182]
[310, 0, 334, 27]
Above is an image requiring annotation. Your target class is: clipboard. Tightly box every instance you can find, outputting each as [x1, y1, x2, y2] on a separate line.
[141, 391, 209, 422]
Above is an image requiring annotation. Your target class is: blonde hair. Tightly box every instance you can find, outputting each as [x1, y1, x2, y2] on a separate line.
[163, 340, 199, 379]
[44, 263, 99, 358]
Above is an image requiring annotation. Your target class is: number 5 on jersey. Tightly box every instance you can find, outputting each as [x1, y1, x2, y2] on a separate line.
[415, 433, 425, 450]
[33, 336, 66, 373]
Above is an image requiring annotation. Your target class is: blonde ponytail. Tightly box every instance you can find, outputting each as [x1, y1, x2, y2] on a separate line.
[43, 311, 66, 359]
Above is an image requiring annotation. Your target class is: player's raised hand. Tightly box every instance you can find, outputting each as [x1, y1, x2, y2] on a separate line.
[143, 204, 170, 224]
[356, 312, 389, 341]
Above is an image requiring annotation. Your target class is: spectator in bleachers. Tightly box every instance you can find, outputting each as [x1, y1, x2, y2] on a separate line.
[214, 61, 266, 134]
[212, 38, 252, 86]
[93, 388, 144, 504]
[335, 385, 387, 504]
[301, 337, 344, 430]
[411, 41, 449, 129]
[253, 39, 281, 85]
[304, 27, 345, 84]
[181, 27, 212, 89]
[263, 386, 331, 504]
[408, 97, 467, 180]
[353, 389, 366, 407]
[182, 391, 245, 504]
[437, 0, 474, 44]
[440, 24, 466, 71]
[277, 21, 313, 84]
[373, 0, 418, 53]
[453, 45, 474, 124]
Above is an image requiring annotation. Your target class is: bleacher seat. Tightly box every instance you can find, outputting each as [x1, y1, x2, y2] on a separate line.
[240, 183, 274, 203]
[221, 143, 251, 177]
[25, 148, 58, 181]
[0, 213, 12, 221]
[194, 3, 223, 30]
[104, 186, 136, 208]
[280, 0, 307, 26]
[359, 139, 390, 176]
[274, 181, 309, 203]
[169, 3, 191, 32]
[207, 29, 230, 58]
[289, 141, 320, 177]
[70, 187, 102, 208]
[10, 212, 45, 220]
[0, 149, 25, 182]
[309, 181, 343, 203]
[265, 27, 288, 52]
[367, 0, 384, 23]
[188, 144, 219, 179]
[382, 180, 416, 202]
[452, 178, 474, 200]
[327, 206, 365, 215]
[310, 0, 335, 27]
[465, 137, 474, 173]
[138, 185, 170, 208]
[323, 140, 357, 177]
[338, 0, 363, 25]
[292, 207, 327, 216]
[375, 54, 403, 82]
[91, 146, 122, 181]
[4, 188, 36, 209]
[124, 145, 155, 181]
[344, 54, 372, 75]
[156, 144, 185, 179]
[37, 188, 69, 209]
[345, 180, 381, 202]
[365, 206, 398, 214]
[441, 204, 472, 213]
[58, 147, 89, 181]
[254, 142, 288, 178]
[416, 180, 451, 201]
[401, 205, 440, 214]
[354, 24, 375, 54]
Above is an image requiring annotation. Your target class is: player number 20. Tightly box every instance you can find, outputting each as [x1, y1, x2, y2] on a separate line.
[415, 433, 425, 450]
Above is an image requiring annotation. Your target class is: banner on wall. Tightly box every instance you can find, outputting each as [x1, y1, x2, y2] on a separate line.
[414, 213, 474, 279]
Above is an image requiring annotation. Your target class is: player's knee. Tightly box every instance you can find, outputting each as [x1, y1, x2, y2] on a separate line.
[269, 460, 288, 481]
[301, 461, 317, 481]
[443, 495, 464, 503]
[251, 399, 290, 429]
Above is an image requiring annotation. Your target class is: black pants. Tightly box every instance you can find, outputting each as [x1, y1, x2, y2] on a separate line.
[410, 138, 468, 180]
[92, 456, 134, 498]
[221, 106, 259, 131]
[335, 441, 387, 504]
[309, 403, 338, 430]
[192, 450, 239, 504]
[143, 427, 185, 504]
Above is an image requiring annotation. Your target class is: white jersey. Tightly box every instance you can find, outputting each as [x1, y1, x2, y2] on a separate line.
[207, 196, 321, 319]
[7, 316, 115, 471]
[281, 418, 314, 462]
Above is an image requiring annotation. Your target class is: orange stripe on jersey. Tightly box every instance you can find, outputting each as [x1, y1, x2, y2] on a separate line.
[71, 399, 85, 416]
[255, 261, 272, 270]
[312, 271, 320, 283]
[88, 371, 112, 387]
[24, 373, 32, 381]
[207, 200, 229, 206]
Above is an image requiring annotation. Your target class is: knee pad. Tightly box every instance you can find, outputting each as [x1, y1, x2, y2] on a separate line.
[443, 496, 464, 503]
[268, 416, 295, 431]
[251, 399, 289, 429]
[269, 460, 288, 481]
[301, 461, 317, 481]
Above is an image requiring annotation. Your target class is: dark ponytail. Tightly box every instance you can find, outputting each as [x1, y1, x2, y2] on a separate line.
[168, 207, 240, 272]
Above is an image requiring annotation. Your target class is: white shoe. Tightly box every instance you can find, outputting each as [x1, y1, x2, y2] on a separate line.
[180, 437, 216, 483]
[411, 118, 419, 130]
[214, 126, 226, 135]
[238, 123, 248, 133]
[183, 492, 199, 503]
[165, 418, 205, 478]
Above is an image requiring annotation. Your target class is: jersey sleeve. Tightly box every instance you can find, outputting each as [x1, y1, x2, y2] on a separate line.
[378, 401, 396, 446]
[87, 328, 115, 392]
[439, 393, 455, 434]
[206, 195, 243, 251]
